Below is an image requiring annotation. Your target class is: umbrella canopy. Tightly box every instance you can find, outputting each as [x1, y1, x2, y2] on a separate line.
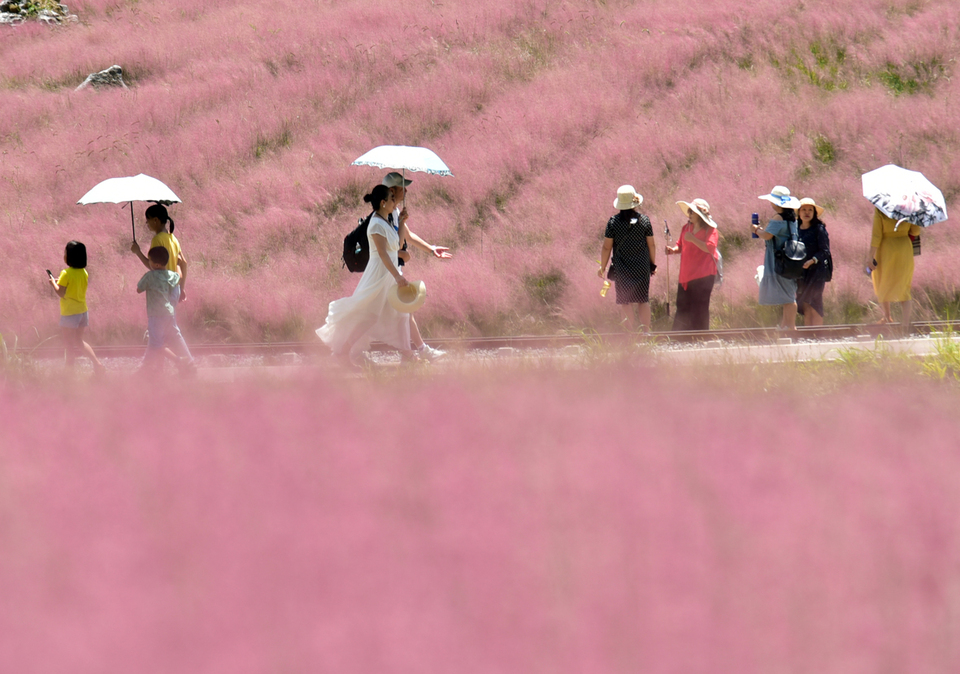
[78, 174, 181, 240]
[78, 174, 181, 206]
[352, 145, 453, 177]
[862, 164, 947, 228]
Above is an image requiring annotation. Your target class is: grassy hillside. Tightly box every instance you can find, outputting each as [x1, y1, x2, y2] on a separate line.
[2, 0, 958, 343]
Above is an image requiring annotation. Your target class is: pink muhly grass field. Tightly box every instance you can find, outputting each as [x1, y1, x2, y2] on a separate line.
[2, 369, 960, 672]
[2, 0, 959, 343]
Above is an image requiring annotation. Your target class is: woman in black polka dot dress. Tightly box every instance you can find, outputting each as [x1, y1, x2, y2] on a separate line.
[599, 185, 657, 331]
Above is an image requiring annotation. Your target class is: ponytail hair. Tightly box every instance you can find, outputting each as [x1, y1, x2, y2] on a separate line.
[145, 203, 175, 233]
[362, 184, 391, 213]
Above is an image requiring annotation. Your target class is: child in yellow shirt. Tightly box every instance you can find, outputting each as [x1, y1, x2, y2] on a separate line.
[130, 204, 188, 303]
[48, 241, 106, 374]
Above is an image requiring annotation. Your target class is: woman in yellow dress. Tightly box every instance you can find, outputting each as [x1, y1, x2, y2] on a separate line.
[867, 207, 921, 332]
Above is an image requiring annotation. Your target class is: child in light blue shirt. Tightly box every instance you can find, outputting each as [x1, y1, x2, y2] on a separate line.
[137, 247, 195, 374]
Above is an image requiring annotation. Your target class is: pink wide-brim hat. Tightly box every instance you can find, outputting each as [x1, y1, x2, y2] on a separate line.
[676, 198, 718, 228]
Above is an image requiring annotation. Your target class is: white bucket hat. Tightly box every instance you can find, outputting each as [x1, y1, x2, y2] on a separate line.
[614, 185, 643, 210]
[676, 198, 718, 228]
[387, 279, 426, 313]
[758, 185, 801, 209]
[797, 197, 825, 218]
[383, 172, 412, 188]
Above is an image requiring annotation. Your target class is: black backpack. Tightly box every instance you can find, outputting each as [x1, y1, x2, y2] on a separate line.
[342, 212, 373, 272]
[341, 212, 408, 273]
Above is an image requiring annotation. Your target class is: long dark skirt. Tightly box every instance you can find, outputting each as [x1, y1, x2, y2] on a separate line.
[672, 275, 716, 331]
[797, 279, 826, 317]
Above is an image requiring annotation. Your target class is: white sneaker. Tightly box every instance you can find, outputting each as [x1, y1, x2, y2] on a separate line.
[418, 345, 446, 362]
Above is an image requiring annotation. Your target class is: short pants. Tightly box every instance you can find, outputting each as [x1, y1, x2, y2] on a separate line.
[59, 312, 89, 328]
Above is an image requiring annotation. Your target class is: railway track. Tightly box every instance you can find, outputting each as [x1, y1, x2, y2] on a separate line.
[22, 320, 960, 359]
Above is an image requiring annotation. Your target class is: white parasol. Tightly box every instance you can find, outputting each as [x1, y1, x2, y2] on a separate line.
[862, 164, 947, 229]
[352, 145, 453, 177]
[78, 174, 181, 240]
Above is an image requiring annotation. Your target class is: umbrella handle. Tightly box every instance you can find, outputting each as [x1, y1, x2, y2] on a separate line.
[664, 219, 671, 317]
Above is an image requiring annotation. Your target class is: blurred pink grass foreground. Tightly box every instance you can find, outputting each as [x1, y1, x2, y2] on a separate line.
[2, 370, 960, 673]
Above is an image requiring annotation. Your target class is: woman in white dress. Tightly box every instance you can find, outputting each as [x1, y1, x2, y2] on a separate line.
[317, 185, 413, 365]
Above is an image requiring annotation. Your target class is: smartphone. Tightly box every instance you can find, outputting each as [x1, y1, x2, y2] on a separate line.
[45, 269, 54, 279]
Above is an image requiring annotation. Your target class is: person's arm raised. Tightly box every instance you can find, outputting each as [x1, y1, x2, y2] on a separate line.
[400, 223, 453, 259]
[752, 223, 774, 241]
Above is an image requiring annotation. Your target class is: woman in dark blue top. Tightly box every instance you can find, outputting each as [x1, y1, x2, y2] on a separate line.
[795, 198, 832, 326]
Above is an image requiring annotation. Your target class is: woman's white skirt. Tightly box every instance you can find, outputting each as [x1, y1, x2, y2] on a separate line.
[317, 274, 411, 355]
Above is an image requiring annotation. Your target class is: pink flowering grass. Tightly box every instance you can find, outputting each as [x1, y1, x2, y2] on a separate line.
[2, 0, 959, 343]
[2, 368, 960, 673]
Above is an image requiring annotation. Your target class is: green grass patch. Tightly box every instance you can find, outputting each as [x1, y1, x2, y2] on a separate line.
[922, 327, 960, 381]
[254, 126, 293, 159]
[876, 58, 947, 96]
[813, 134, 838, 165]
[718, 231, 749, 264]
[790, 40, 850, 91]
[826, 292, 873, 325]
[735, 54, 754, 71]
[915, 289, 960, 321]
[15, 0, 64, 16]
[524, 269, 567, 308]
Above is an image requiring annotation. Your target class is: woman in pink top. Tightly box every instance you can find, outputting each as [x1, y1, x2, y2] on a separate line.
[665, 199, 720, 331]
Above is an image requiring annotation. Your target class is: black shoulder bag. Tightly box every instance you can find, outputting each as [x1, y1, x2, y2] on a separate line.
[774, 221, 806, 280]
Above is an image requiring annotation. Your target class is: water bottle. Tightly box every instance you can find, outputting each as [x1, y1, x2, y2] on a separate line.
[751, 212, 760, 238]
[600, 280, 611, 297]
